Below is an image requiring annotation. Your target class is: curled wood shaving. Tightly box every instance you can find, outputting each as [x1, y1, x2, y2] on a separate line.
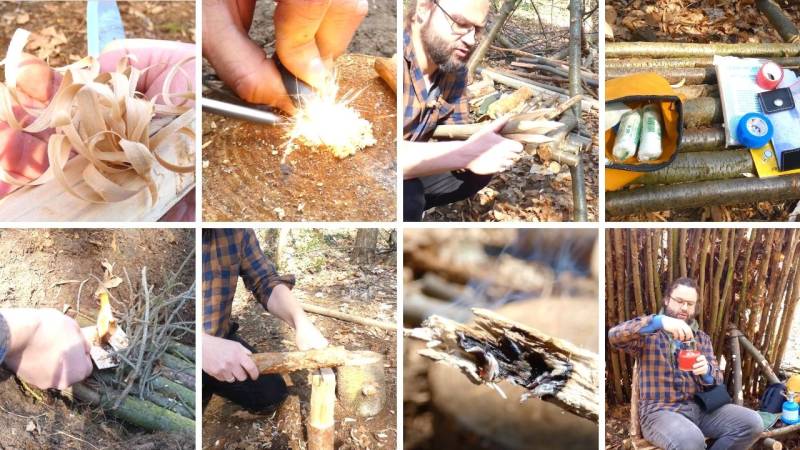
[0, 29, 195, 206]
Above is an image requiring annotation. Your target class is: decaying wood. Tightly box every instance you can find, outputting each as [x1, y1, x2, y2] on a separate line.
[252, 347, 351, 373]
[307, 368, 336, 450]
[607, 175, 800, 216]
[300, 301, 396, 330]
[757, 0, 800, 43]
[606, 42, 800, 58]
[373, 55, 397, 93]
[69, 382, 194, 434]
[636, 150, 755, 185]
[405, 308, 598, 422]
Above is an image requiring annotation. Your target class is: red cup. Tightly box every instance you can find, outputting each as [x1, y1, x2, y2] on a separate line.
[678, 349, 700, 371]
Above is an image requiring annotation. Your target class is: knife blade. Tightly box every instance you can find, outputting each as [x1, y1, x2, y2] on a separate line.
[87, 0, 126, 58]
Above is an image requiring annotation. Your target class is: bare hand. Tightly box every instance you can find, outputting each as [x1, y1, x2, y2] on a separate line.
[294, 317, 328, 351]
[463, 116, 524, 175]
[661, 315, 694, 341]
[1, 308, 92, 389]
[202, 333, 260, 382]
[692, 354, 709, 376]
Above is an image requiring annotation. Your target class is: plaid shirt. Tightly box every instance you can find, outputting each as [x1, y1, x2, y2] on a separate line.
[608, 315, 722, 420]
[202, 229, 295, 337]
[402, 30, 470, 141]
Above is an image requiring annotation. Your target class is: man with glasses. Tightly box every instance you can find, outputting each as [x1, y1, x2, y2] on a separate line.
[609, 277, 762, 450]
[401, 0, 524, 221]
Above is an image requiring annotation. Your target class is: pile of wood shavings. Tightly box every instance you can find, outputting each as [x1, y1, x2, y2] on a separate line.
[0, 29, 195, 206]
[284, 79, 375, 159]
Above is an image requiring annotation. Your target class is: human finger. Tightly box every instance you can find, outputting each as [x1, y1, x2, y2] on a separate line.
[274, 0, 332, 90]
[242, 354, 260, 380]
[231, 364, 248, 382]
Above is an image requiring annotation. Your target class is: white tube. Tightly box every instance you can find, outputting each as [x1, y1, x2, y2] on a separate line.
[612, 108, 641, 161]
[638, 104, 664, 161]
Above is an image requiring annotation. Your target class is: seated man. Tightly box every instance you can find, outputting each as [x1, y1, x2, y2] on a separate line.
[202, 228, 328, 412]
[401, 0, 523, 221]
[609, 277, 762, 450]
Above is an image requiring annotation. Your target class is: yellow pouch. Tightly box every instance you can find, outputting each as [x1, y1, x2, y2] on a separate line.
[605, 72, 684, 191]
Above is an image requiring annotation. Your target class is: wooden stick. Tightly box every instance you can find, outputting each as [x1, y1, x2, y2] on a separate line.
[607, 67, 716, 85]
[728, 331, 744, 406]
[763, 423, 800, 438]
[307, 368, 336, 450]
[678, 128, 726, 152]
[606, 42, 800, 58]
[405, 308, 599, 422]
[606, 56, 800, 70]
[252, 347, 351, 374]
[737, 333, 780, 385]
[479, 68, 599, 110]
[683, 97, 724, 128]
[299, 302, 396, 331]
[606, 175, 800, 217]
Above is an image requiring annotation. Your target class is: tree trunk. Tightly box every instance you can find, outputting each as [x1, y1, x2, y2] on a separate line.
[467, 0, 520, 80]
[352, 229, 379, 265]
[568, 0, 587, 222]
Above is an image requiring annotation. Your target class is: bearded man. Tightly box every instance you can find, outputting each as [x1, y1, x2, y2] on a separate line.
[401, 0, 523, 221]
[609, 277, 763, 450]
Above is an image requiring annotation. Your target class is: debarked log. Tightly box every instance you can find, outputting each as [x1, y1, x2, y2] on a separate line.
[606, 42, 800, 58]
[405, 308, 599, 422]
[636, 150, 755, 185]
[606, 175, 800, 216]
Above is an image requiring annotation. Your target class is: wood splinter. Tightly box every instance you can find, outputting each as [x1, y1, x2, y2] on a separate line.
[405, 308, 599, 423]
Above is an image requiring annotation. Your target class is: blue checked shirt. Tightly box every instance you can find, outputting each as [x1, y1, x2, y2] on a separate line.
[202, 229, 295, 337]
[402, 31, 470, 141]
[609, 315, 722, 421]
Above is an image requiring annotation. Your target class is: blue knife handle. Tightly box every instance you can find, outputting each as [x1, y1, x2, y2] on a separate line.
[87, 0, 126, 57]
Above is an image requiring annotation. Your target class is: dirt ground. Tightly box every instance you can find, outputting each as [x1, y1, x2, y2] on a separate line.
[0, 228, 195, 449]
[202, 229, 398, 450]
[202, 0, 397, 222]
[0, 1, 195, 68]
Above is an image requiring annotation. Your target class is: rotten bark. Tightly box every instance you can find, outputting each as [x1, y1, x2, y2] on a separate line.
[405, 308, 599, 422]
[607, 175, 800, 216]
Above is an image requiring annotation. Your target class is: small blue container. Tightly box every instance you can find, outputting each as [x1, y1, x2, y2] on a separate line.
[783, 398, 799, 425]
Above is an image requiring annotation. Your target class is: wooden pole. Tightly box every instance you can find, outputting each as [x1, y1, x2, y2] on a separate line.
[607, 67, 716, 85]
[678, 128, 726, 153]
[737, 333, 780, 385]
[635, 150, 755, 185]
[763, 423, 800, 438]
[606, 42, 800, 58]
[467, 0, 520, 79]
[307, 368, 336, 450]
[479, 68, 600, 110]
[728, 330, 744, 406]
[606, 175, 800, 217]
[299, 302, 396, 331]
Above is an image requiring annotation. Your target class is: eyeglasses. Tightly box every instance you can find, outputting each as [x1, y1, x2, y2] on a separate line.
[669, 296, 697, 309]
[433, 0, 483, 38]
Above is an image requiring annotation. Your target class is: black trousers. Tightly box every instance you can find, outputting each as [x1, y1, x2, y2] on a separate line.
[201, 323, 288, 413]
[403, 170, 492, 221]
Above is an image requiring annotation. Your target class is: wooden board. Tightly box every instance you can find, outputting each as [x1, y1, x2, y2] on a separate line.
[0, 129, 194, 221]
